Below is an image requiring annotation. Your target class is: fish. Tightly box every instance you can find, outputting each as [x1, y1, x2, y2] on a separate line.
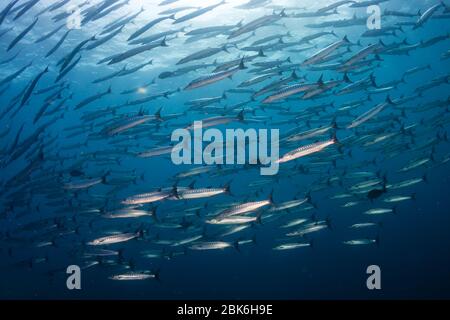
[215, 193, 273, 219]
[86, 26, 124, 51]
[383, 195, 415, 203]
[398, 156, 433, 172]
[102, 209, 153, 219]
[277, 135, 338, 164]
[387, 176, 427, 190]
[159, 6, 200, 16]
[101, 7, 145, 35]
[108, 39, 168, 65]
[0, 0, 20, 26]
[35, 24, 65, 43]
[7, 17, 38, 51]
[104, 112, 162, 136]
[63, 176, 106, 190]
[185, 60, 247, 90]
[129, 27, 185, 45]
[74, 87, 112, 110]
[122, 188, 175, 205]
[214, 49, 265, 72]
[343, 239, 377, 245]
[317, 0, 356, 13]
[55, 54, 81, 82]
[46, 29, 71, 58]
[273, 242, 311, 250]
[228, 10, 287, 39]
[189, 241, 233, 250]
[261, 78, 321, 103]
[177, 183, 231, 200]
[1, 0, 450, 289]
[109, 272, 158, 281]
[414, 3, 444, 29]
[302, 36, 350, 66]
[177, 45, 232, 65]
[128, 15, 175, 41]
[186, 22, 243, 36]
[88, 231, 142, 245]
[347, 96, 394, 129]
[13, 0, 40, 21]
[207, 215, 259, 225]
[280, 219, 308, 228]
[20, 66, 49, 107]
[286, 221, 329, 236]
[58, 36, 95, 72]
[364, 208, 395, 215]
[349, 223, 380, 229]
[0, 62, 32, 87]
[174, 1, 226, 24]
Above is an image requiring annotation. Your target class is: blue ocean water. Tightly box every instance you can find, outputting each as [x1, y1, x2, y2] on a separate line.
[0, 0, 450, 299]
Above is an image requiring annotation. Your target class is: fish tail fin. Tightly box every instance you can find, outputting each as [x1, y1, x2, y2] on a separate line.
[386, 95, 395, 105]
[237, 109, 244, 122]
[101, 171, 109, 184]
[375, 234, 380, 247]
[153, 269, 161, 282]
[223, 180, 233, 195]
[325, 216, 333, 230]
[370, 73, 378, 87]
[255, 213, 262, 225]
[423, 174, 428, 183]
[155, 107, 163, 121]
[233, 240, 240, 252]
[331, 117, 339, 130]
[239, 59, 246, 70]
[268, 189, 275, 204]
[258, 48, 266, 57]
[171, 184, 179, 199]
[430, 152, 436, 163]
[332, 132, 339, 145]
[305, 191, 313, 205]
[152, 206, 160, 223]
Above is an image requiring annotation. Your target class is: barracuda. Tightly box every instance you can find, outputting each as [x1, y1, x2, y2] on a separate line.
[277, 135, 337, 164]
